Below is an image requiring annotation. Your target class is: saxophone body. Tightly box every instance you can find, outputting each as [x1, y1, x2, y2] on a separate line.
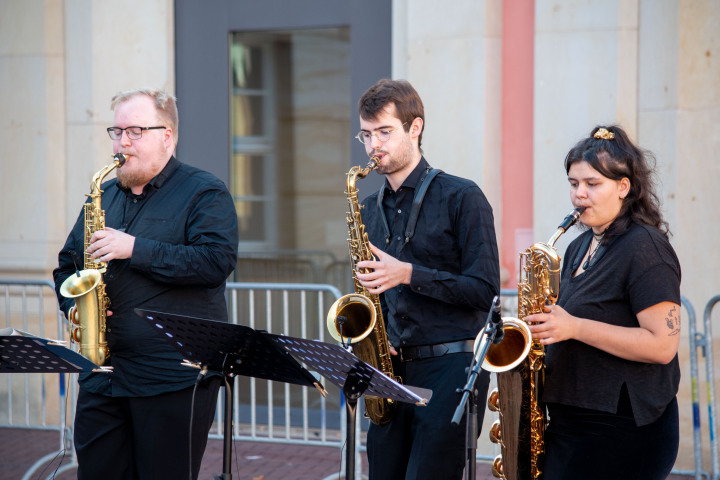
[327, 157, 398, 425]
[60, 153, 126, 365]
[485, 207, 584, 480]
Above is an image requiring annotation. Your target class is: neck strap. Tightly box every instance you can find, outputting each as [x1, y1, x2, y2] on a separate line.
[377, 167, 442, 244]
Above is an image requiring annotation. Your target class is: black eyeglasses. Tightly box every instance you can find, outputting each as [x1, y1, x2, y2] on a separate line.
[107, 126, 166, 140]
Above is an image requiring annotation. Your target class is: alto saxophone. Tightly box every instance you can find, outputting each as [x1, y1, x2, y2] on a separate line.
[327, 156, 399, 425]
[483, 207, 584, 480]
[60, 153, 127, 365]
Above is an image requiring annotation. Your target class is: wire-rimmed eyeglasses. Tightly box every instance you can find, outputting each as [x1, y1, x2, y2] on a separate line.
[354, 122, 407, 144]
[107, 126, 166, 140]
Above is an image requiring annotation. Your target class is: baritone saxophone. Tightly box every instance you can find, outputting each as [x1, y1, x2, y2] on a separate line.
[484, 207, 585, 480]
[60, 153, 127, 365]
[326, 156, 399, 425]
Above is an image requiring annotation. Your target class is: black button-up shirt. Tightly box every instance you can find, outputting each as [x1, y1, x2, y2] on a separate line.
[53, 157, 239, 396]
[360, 157, 500, 347]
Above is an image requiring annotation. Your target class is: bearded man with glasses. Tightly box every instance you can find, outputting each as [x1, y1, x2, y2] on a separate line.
[352, 79, 500, 480]
[53, 88, 239, 480]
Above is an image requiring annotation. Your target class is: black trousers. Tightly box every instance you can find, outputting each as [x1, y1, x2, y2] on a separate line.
[544, 389, 679, 480]
[74, 377, 221, 480]
[366, 352, 490, 480]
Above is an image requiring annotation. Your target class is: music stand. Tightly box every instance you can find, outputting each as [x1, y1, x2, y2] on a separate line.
[135, 308, 327, 480]
[1, 329, 105, 480]
[0, 330, 104, 374]
[267, 334, 432, 480]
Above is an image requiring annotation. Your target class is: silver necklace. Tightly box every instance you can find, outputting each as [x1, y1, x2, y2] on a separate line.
[583, 232, 605, 270]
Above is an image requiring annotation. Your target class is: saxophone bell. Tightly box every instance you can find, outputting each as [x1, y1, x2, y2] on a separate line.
[59, 269, 107, 364]
[327, 293, 377, 345]
[480, 317, 532, 373]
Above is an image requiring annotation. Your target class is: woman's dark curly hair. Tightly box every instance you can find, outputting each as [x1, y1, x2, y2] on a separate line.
[564, 125, 670, 240]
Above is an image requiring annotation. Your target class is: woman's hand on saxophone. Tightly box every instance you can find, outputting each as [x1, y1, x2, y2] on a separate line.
[87, 227, 135, 262]
[525, 304, 580, 345]
[356, 242, 412, 295]
[528, 302, 681, 363]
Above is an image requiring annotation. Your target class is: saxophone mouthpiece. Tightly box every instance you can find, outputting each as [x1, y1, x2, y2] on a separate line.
[557, 207, 586, 232]
[114, 153, 127, 166]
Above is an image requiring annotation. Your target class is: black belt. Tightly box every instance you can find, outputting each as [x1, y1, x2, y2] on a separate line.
[398, 339, 475, 362]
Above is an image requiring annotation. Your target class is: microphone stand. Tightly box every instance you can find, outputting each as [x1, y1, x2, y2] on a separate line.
[452, 296, 503, 480]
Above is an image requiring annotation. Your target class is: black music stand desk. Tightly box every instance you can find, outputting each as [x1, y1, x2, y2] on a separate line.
[137, 309, 431, 480]
[136, 309, 327, 480]
[267, 334, 432, 480]
[0, 328, 104, 374]
[0, 328, 106, 480]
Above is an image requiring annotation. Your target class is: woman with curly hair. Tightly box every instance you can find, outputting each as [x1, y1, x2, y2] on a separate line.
[527, 125, 681, 479]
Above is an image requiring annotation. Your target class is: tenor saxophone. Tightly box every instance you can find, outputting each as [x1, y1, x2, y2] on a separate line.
[484, 207, 584, 480]
[60, 153, 127, 365]
[326, 156, 399, 425]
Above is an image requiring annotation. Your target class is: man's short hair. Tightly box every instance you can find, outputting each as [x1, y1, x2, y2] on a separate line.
[111, 88, 179, 147]
[358, 79, 425, 148]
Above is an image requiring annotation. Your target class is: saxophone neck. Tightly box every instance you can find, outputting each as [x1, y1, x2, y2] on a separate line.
[90, 153, 127, 195]
[347, 156, 379, 191]
[547, 206, 585, 247]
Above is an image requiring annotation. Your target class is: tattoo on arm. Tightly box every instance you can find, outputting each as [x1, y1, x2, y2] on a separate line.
[665, 305, 680, 336]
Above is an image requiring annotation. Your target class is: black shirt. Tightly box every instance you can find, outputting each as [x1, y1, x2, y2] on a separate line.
[544, 222, 681, 425]
[360, 157, 500, 348]
[53, 157, 239, 396]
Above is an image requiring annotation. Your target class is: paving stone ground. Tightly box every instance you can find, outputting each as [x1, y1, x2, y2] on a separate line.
[1, 427, 504, 480]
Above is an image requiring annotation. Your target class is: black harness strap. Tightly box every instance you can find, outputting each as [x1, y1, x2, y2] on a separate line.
[377, 167, 442, 244]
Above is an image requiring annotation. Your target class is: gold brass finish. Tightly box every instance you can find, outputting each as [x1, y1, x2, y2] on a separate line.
[59, 153, 126, 365]
[486, 207, 584, 480]
[326, 157, 399, 425]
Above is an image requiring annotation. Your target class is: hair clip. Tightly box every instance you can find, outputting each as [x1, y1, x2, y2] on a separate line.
[593, 128, 615, 140]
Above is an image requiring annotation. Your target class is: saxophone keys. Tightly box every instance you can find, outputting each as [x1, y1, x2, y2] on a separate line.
[487, 388, 500, 412]
[491, 456, 505, 478]
[489, 419, 502, 444]
[71, 326, 81, 343]
[68, 306, 80, 326]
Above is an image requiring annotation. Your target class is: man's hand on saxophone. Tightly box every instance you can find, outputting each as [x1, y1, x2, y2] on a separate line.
[355, 242, 412, 295]
[86, 227, 135, 262]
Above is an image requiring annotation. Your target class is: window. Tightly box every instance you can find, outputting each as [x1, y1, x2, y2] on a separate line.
[230, 28, 351, 252]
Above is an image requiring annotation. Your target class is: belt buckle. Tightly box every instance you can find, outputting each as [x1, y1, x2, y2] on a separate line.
[400, 348, 413, 362]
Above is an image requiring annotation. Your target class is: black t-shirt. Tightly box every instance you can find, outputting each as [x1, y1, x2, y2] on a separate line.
[543, 222, 681, 426]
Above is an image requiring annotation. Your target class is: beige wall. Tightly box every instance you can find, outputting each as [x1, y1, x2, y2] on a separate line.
[0, 0, 174, 279]
[1, 0, 66, 277]
[393, 0, 504, 224]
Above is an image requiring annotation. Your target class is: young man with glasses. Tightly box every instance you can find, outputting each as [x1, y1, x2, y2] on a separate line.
[352, 79, 500, 479]
[53, 88, 239, 480]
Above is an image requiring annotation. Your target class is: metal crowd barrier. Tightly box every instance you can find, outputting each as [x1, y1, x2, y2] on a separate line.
[0, 279, 77, 480]
[692, 294, 720, 480]
[217, 282, 344, 444]
[217, 282, 360, 478]
[3, 278, 720, 480]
